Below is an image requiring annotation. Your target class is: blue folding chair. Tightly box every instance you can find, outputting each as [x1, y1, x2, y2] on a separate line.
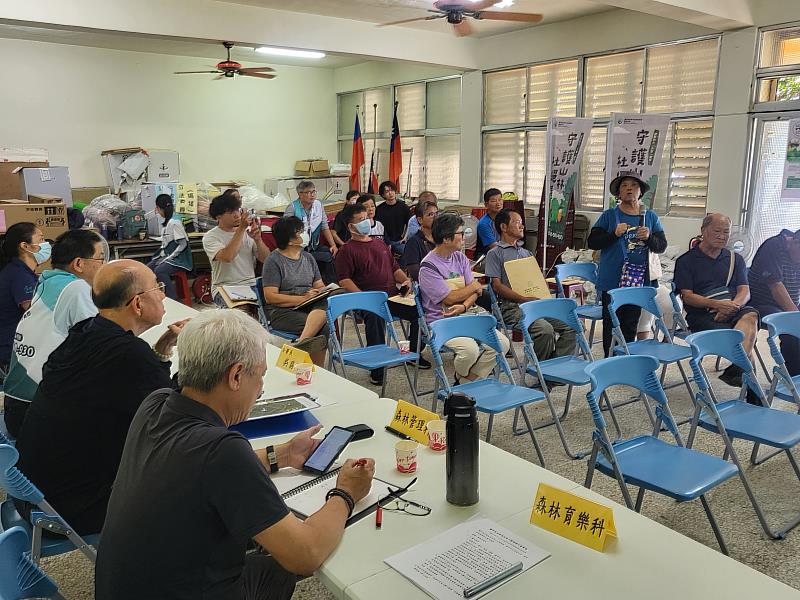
[554, 262, 602, 346]
[583, 356, 739, 554]
[326, 291, 420, 402]
[685, 329, 800, 540]
[0, 444, 98, 565]
[607, 286, 695, 424]
[518, 298, 621, 459]
[411, 283, 452, 400]
[430, 314, 547, 466]
[764, 312, 800, 408]
[484, 282, 525, 374]
[0, 416, 14, 446]
[0, 527, 63, 600]
[668, 282, 691, 341]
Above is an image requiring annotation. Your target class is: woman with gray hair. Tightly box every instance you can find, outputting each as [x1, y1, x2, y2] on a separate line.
[97, 308, 376, 600]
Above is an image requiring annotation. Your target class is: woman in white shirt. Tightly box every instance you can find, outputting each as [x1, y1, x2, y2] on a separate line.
[147, 194, 193, 300]
[356, 195, 385, 241]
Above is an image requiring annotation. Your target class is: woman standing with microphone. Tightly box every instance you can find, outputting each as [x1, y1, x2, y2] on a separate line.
[588, 171, 668, 356]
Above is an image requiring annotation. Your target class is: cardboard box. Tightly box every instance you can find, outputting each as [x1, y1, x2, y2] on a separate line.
[0, 160, 49, 200]
[71, 186, 110, 206]
[145, 150, 180, 183]
[19, 166, 73, 207]
[294, 159, 329, 177]
[0, 199, 68, 241]
[101, 148, 180, 191]
[26, 194, 62, 204]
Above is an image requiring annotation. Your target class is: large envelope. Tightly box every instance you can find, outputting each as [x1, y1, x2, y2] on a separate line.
[504, 256, 552, 299]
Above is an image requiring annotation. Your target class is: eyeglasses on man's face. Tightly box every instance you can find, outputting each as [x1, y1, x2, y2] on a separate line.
[125, 282, 166, 306]
[299, 190, 317, 195]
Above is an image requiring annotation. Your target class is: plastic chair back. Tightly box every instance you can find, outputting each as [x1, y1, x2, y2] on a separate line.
[327, 291, 392, 323]
[554, 262, 598, 300]
[763, 312, 800, 365]
[607, 286, 672, 341]
[0, 445, 44, 505]
[686, 330, 764, 401]
[0, 526, 60, 600]
[429, 314, 504, 354]
[585, 356, 666, 408]
[519, 298, 592, 358]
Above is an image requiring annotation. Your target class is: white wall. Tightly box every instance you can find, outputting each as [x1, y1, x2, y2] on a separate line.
[0, 37, 338, 187]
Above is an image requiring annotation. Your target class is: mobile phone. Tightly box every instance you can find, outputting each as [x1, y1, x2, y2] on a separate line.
[302, 426, 355, 475]
[399, 284, 410, 296]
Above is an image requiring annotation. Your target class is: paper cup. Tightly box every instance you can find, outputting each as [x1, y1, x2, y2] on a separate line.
[294, 363, 314, 385]
[395, 440, 418, 474]
[426, 420, 447, 452]
[398, 340, 411, 354]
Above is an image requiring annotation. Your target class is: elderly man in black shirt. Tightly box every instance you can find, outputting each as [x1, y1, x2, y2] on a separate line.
[14, 259, 187, 535]
[96, 309, 375, 600]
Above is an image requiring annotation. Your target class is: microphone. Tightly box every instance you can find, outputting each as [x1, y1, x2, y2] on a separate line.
[638, 204, 646, 227]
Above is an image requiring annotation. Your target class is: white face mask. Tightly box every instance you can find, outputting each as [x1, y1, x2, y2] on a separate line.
[299, 231, 311, 247]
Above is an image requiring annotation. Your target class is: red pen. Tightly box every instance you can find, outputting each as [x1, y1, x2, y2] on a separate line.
[375, 505, 382, 529]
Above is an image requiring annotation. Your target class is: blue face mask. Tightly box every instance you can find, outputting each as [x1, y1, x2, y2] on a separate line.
[28, 241, 51, 265]
[353, 218, 372, 236]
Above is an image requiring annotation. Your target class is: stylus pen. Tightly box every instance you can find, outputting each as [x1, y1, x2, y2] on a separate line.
[463, 562, 523, 599]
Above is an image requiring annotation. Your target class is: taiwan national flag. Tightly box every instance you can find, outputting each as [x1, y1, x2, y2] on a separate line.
[388, 103, 403, 191]
[350, 114, 365, 191]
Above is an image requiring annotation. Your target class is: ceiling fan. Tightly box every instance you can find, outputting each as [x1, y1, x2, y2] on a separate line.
[377, 1, 542, 37]
[174, 42, 276, 80]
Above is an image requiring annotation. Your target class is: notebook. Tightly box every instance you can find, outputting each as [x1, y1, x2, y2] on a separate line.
[281, 467, 398, 525]
[293, 283, 343, 310]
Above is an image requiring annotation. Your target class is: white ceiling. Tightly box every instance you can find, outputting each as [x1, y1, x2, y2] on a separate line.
[217, 0, 611, 37]
[0, 23, 369, 68]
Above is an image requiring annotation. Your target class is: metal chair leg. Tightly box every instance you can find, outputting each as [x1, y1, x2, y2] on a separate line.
[699, 494, 729, 555]
[485, 414, 495, 443]
[517, 405, 546, 467]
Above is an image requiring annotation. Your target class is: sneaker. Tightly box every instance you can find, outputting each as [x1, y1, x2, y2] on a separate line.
[415, 357, 432, 370]
[718, 364, 743, 388]
[369, 371, 384, 386]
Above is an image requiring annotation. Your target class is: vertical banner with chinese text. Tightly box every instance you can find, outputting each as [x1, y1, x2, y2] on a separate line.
[603, 113, 670, 210]
[781, 118, 800, 202]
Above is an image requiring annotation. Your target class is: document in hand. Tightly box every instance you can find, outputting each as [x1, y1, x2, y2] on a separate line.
[503, 256, 552, 299]
[385, 518, 549, 600]
[293, 283, 342, 310]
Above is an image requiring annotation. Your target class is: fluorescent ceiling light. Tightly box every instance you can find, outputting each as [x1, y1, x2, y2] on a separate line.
[255, 47, 325, 59]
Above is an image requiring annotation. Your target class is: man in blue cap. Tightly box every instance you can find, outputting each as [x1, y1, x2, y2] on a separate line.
[748, 228, 800, 375]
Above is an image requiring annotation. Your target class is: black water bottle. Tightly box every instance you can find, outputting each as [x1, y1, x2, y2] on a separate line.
[445, 392, 479, 506]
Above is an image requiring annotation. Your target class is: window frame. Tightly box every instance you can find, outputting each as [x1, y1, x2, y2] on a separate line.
[480, 34, 721, 216]
[336, 75, 462, 199]
[753, 22, 800, 113]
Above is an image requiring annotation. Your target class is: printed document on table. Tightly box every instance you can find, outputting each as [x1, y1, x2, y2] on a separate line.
[385, 518, 549, 600]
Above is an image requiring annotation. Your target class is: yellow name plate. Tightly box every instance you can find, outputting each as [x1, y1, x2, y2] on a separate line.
[276, 344, 315, 374]
[388, 399, 439, 445]
[530, 483, 617, 552]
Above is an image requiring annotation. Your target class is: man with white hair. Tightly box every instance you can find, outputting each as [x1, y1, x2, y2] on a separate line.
[96, 309, 375, 600]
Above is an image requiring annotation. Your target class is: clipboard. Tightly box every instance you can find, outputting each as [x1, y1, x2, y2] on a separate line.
[218, 285, 258, 308]
[504, 256, 552, 299]
[293, 284, 343, 310]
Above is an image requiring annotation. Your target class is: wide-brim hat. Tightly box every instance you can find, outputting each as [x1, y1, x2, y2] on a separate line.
[609, 171, 649, 198]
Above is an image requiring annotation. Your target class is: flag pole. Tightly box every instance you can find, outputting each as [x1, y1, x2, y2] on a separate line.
[356, 104, 362, 190]
[372, 104, 378, 187]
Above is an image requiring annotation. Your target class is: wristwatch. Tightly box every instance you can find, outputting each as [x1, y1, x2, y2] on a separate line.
[266, 445, 279, 473]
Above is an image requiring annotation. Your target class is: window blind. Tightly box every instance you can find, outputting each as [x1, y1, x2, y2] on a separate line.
[395, 83, 426, 131]
[482, 132, 525, 196]
[667, 119, 713, 217]
[427, 78, 462, 129]
[645, 39, 718, 113]
[338, 92, 363, 138]
[484, 68, 527, 125]
[524, 130, 547, 204]
[584, 50, 645, 118]
[578, 127, 608, 210]
[528, 60, 578, 122]
[426, 135, 461, 200]
[364, 88, 392, 134]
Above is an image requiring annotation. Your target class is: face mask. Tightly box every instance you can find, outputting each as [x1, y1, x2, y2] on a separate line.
[299, 231, 311, 247]
[27, 241, 51, 265]
[353, 219, 372, 236]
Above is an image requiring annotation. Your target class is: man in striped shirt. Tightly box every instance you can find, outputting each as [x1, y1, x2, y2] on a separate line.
[748, 229, 800, 375]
